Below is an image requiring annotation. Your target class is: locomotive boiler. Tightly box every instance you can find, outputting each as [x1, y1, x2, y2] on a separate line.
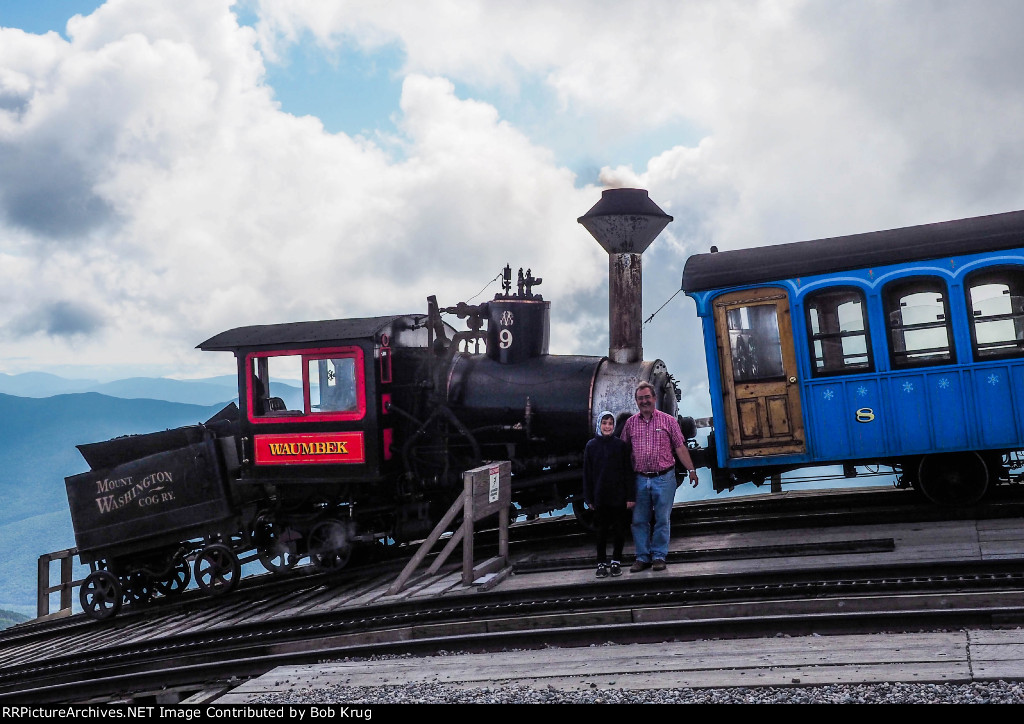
[66, 189, 687, 620]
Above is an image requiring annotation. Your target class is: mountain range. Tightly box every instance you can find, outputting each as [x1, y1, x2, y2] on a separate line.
[0, 371, 240, 404]
[0, 374, 254, 618]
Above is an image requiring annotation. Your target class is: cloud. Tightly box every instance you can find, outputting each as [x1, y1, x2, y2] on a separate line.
[0, 1, 612, 380]
[252, 1, 1024, 231]
[8, 300, 104, 338]
[0, 145, 115, 237]
[1, 0, 1024, 412]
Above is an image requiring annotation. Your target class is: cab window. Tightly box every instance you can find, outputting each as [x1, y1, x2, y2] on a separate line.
[309, 356, 358, 412]
[249, 348, 365, 422]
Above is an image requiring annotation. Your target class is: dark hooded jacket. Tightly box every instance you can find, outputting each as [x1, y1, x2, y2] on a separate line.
[582, 412, 635, 508]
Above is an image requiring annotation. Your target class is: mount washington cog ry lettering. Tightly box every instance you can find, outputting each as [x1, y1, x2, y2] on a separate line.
[94, 471, 176, 514]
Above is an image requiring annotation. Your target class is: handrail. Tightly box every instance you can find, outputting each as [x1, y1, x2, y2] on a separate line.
[37, 547, 80, 620]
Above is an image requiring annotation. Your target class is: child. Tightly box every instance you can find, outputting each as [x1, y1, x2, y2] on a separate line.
[582, 411, 635, 577]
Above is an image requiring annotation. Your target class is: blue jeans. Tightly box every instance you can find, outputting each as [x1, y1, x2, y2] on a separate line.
[631, 471, 676, 562]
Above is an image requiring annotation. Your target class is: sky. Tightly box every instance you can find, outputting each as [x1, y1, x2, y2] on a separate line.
[3, 1, 1024, 420]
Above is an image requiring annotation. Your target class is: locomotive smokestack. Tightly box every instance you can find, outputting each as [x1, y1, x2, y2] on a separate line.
[577, 188, 673, 364]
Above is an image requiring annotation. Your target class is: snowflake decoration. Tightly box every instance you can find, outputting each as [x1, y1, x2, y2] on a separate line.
[937, 378, 950, 389]
[822, 389, 835, 401]
[988, 373, 1000, 385]
[857, 386, 868, 397]
[902, 381, 914, 393]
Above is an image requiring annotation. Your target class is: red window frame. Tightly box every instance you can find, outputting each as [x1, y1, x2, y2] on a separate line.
[246, 347, 366, 424]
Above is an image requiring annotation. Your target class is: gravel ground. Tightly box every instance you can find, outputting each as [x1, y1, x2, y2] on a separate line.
[253, 680, 1024, 704]
[247, 650, 1024, 704]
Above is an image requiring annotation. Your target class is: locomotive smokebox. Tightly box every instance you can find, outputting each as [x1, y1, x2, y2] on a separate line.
[578, 188, 673, 364]
[487, 297, 549, 363]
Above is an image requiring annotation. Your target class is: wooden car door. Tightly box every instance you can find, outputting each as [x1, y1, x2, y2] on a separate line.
[713, 287, 806, 458]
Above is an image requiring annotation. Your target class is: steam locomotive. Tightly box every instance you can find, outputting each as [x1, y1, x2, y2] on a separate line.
[66, 189, 685, 620]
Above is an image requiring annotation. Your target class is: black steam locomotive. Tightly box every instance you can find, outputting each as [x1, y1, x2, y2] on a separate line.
[66, 188, 685, 621]
[67, 268, 682, 620]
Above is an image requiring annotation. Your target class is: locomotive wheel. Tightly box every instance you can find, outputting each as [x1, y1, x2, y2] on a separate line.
[80, 570, 122, 621]
[255, 517, 302, 574]
[258, 538, 302, 573]
[917, 452, 990, 506]
[122, 571, 154, 606]
[153, 558, 191, 596]
[194, 543, 241, 595]
[571, 499, 597, 533]
[307, 520, 352, 572]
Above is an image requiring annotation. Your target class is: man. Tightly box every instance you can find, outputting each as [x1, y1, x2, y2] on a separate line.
[620, 381, 699, 572]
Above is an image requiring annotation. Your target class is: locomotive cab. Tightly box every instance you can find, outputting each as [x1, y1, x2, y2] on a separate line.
[198, 314, 451, 556]
[200, 316, 432, 484]
[243, 345, 378, 477]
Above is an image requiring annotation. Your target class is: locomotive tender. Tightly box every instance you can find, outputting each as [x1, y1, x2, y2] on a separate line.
[683, 209, 1024, 507]
[67, 189, 683, 620]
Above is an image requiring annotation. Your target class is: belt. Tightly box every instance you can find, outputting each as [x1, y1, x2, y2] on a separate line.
[638, 466, 675, 478]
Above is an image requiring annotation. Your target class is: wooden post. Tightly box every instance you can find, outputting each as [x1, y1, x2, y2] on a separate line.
[36, 555, 49, 619]
[60, 554, 73, 612]
[387, 461, 511, 595]
[36, 548, 79, 620]
[461, 461, 511, 586]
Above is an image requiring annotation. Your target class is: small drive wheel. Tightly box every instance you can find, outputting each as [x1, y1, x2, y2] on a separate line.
[307, 520, 353, 572]
[80, 570, 123, 621]
[255, 516, 303, 574]
[153, 558, 191, 597]
[194, 543, 241, 596]
[122, 571, 154, 606]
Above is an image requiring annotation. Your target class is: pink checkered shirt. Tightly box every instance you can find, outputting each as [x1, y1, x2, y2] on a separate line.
[620, 409, 684, 473]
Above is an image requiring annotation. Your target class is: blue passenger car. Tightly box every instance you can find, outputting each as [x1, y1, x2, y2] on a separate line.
[682, 210, 1024, 505]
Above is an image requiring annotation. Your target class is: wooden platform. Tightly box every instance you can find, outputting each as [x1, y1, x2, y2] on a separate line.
[217, 509, 1024, 700]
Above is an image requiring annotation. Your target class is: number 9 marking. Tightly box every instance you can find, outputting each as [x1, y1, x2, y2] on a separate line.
[499, 329, 513, 349]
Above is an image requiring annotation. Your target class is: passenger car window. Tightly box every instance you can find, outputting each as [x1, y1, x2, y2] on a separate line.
[884, 278, 955, 368]
[805, 287, 873, 376]
[966, 267, 1024, 360]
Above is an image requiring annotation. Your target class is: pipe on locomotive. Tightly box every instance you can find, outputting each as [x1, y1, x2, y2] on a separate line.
[578, 188, 674, 365]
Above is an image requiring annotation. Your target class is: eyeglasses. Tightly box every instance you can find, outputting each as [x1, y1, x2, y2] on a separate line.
[635, 394, 655, 401]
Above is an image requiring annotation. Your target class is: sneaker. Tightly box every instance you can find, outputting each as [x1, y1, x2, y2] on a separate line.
[652, 559, 667, 571]
[629, 560, 651, 573]
[596, 563, 609, 578]
[609, 561, 622, 577]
